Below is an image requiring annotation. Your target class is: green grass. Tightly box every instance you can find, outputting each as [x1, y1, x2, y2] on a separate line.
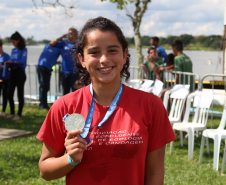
[0, 104, 65, 185]
[0, 104, 226, 184]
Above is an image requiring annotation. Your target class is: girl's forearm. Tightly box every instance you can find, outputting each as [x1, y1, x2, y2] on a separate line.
[39, 154, 76, 181]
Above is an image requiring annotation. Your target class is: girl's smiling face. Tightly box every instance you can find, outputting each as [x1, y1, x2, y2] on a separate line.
[79, 30, 127, 86]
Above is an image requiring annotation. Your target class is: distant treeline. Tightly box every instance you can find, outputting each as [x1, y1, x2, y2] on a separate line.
[2, 36, 50, 45]
[126, 34, 223, 50]
[1, 34, 223, 50]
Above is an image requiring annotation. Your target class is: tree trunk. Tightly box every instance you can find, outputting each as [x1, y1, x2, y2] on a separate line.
[134, 29, 143, 79]
[130, 0, 151, 79]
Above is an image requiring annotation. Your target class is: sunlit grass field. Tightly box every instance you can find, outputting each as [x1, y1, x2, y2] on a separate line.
[0, 104, 226, 184]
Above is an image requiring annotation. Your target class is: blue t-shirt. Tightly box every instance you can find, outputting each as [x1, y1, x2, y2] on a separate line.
[0, 52, 10, 80]
[156, 45, 167, 62]
[54, 40, 77, 73]
[37, 44, 60, 70]
[10, 47, 27, 72]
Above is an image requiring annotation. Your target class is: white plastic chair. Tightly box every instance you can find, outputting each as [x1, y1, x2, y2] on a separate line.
[152, 79, 164, 97]
[163, 85, 190, 126]
[140, 79, 163, 97]
[199, 103, 226, 171]
[170, 91, 213, 159]
[123, 79, 143, 89]
[140, 80, 154, 92]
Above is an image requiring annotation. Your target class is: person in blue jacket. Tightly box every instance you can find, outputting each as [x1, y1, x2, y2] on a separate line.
[0, 39, 10, 117]
[150, 37, 167, 62]
[5, 31, 27, 120]
[49, 27, 79, 95]
[36, 44, 60, 109]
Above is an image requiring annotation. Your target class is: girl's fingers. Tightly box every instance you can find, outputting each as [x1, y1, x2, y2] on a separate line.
[66, 130, 83, 140]
[66, 142, 86, 152]
[65, 134, 87, 146]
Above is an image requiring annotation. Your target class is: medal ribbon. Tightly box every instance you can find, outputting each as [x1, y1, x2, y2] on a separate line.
[80, 83, 124, 138]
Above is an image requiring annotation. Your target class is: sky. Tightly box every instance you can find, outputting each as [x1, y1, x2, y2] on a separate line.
[1, 0, 226, 40]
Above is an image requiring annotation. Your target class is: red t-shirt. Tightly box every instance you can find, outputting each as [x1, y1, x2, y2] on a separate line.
[37, 85, 176, 185]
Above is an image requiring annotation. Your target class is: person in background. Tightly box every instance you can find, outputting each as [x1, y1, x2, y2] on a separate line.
[154, 53, 175, 81]
[5, 31, 27, 120]
[37, 17, 176, 184]
[0, 39, 10, 117]
[50, 27, 79, 95]
[140, 46, 164, 80]
[158, 53, 175, 100]
[36, 44, 61, 109]
[74, 74, 85, 90]
[172, 40, 193, 91]
[150, 37, 167, 62]
[160, 40, 193, 100]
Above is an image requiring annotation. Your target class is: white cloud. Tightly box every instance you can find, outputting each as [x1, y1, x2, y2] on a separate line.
[0, 0, 226, 40]
[28, 24, 36, 30]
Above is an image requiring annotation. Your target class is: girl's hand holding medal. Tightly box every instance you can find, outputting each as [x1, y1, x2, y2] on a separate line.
[63, 113, 87, 164]
[64, 129, 87, 164]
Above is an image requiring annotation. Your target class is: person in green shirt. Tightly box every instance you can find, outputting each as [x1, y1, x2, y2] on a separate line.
[160, 40, 194, 100]
[172, 40, 194, 92]
[154, 53, 175, 82]
[141, 47, 164, 80]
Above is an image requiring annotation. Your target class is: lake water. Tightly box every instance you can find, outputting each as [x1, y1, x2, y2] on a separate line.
[2, 45, 224, 97]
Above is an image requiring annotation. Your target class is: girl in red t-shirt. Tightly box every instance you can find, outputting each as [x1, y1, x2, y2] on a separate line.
[37, 17, 175, 185]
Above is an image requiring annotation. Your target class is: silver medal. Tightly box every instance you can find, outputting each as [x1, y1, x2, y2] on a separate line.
[63, 113, 85, 132]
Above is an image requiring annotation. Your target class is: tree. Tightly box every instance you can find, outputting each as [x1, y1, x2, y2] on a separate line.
[126, 37, 135, 46]
[32, 0, 76, 17]
[194, 35, 206, 44]
[141, 35, 152, 46]
[26, 36, 36, 45]
[3, 37, 10, 44]
[42, 39, 51, 44]
[101, 0, 151, 73]
[179, 34, 194, 47]
[32, 0, 152, 70]
[166, 35, 178, 45]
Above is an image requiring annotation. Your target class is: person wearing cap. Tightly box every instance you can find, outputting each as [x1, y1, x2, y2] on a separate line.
[150, 37, 167, 62]
[0, 39, 10, 117]
[50, 27, 79, 95]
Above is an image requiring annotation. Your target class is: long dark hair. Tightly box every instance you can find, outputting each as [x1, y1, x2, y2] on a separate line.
[74, 16, 130, 85]
[10, 31, 26, 50]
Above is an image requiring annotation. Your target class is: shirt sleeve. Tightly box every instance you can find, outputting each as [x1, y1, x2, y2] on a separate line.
[147, 97, 176, 152]
[162, 49, 167, 60]
[154, 59, 164, 67]
[53, 41, 65, 49]
[36, 97, 68, 154]
[143, 60, 148, 66]
[174, 57, 182, 72]
[17, 48, 27, 65]
[5, 54, 10, 62]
